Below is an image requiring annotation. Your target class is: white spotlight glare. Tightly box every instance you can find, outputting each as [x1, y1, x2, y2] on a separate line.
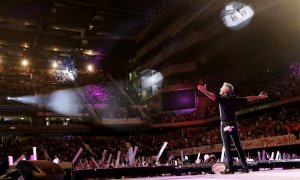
[21, 59, 28, 66]
[221, 2, 254, 30]
[87, 64, 93, 72]
[23, 43, 29, 48]
[52, 62, 58, 68]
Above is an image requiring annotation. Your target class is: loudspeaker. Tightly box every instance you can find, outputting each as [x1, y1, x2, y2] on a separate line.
[0, 169, 21, 179]
[0, 160, 9, 176]
[16, 160, 65, 180]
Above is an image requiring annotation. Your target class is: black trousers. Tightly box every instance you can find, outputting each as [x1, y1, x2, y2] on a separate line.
[220, 121, 248, 169]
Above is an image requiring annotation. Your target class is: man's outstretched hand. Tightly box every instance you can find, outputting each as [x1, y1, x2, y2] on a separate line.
[197, 84, 207, 93]
[258, 91, 268, 99]
[197, 83, 216, 101]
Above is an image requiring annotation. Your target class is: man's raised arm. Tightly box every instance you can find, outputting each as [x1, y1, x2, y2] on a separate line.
[197, 84, 216, 101]
[246, 92, 268, 102]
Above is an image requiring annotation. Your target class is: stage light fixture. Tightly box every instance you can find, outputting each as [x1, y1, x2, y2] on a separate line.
[23, 43, 29, 48]
[221, 2, 254, 30]
[21, 59, 28, 66]
[87, 64, 93, 72]
[52, 62, 58, 68]
[86, 50, 93, 55]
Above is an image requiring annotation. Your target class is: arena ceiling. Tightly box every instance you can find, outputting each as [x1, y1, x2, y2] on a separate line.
[0, 0, 165, 67]
[1, 0, 298, 77]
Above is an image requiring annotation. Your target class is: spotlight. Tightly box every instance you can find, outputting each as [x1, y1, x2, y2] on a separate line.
[221, 2, 254, 30]
[21, 59, 28, 66]
[52, 62, 58, 68]
[85, 50, 93, 56]
[23, 43, 29, 48]
[7, 97, 11, 100]
[87, 64, 93, 72]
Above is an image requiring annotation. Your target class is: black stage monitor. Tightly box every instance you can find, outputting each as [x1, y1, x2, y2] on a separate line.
[16, 160, 65, 180]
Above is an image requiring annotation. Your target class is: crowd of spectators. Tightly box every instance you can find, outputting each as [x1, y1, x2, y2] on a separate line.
[0, 117, 31, 125]
[0, 66, 108, 100]
[145, 103, 218, 123]
[0, 134, 167, 169]
[44, 117, 88, 126]
[0, 67, 32, 97]
[0, 66, 141, 120]
[157, 111, 202, 123]
[94, 83, 141, 119]
[48, 70, 76, 83]
[146, 69, 300, 124]
[172, 106, 300, 149]
[96, 106, 140, 119]
[1, 64, 300, 123]
[0, 105, 299, 169]
[168, 79, 197, 86]
[236, 72, 300, 106]
[1, 59, 300, 173]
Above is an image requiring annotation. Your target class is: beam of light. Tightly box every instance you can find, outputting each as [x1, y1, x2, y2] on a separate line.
[9, 88, 83, 115]
[9, 83, 109, 115]
[221, 2, 254, 30]
[10, 95, 39, 105]
[47, 89, 83, 115]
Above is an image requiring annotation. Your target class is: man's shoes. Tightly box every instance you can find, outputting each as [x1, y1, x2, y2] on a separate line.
[221, 169, 234, 174]
[238, 168, 249, 173]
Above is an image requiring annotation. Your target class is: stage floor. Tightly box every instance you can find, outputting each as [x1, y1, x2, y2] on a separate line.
[126, 169, 300, 180]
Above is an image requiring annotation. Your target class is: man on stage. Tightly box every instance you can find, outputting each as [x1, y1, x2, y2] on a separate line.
[198, 82, 268, 174]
